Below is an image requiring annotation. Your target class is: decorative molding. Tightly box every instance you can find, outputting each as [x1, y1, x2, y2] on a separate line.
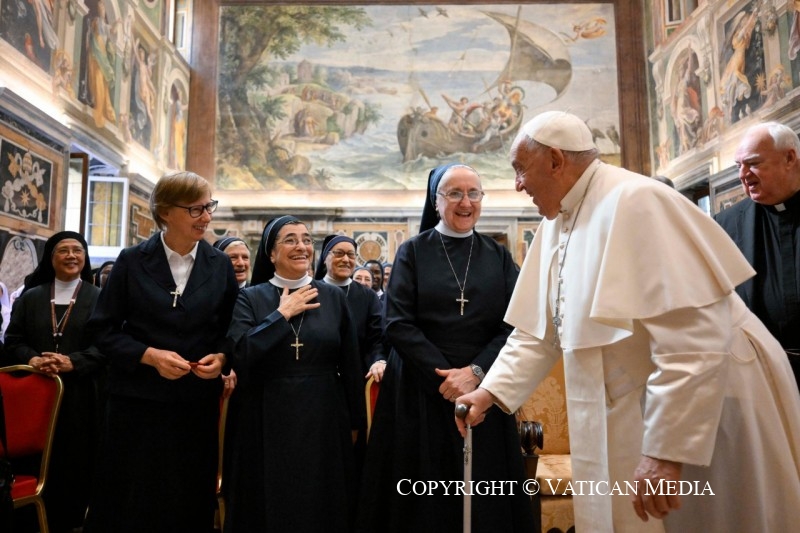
[0, 89, 72, 149]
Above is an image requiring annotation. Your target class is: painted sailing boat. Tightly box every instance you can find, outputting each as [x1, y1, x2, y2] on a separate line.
[397, 10, 572, 162]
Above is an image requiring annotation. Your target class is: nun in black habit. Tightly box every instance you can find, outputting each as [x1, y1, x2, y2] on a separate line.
[3, 231, 105, 532]
[224, 216, 364, 532]
[356, 164, 535, 533]
[314, 234, 386, 377]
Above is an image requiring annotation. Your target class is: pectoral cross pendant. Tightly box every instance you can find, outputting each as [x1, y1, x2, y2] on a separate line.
[456, 291, 469, 316]
[171, 288, 181, 308]
[553, 277, 563, 348]
[291, 336, 303, 360]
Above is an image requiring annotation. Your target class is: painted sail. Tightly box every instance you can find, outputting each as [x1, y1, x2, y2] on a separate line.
[397, 10, 572, 162]
[483, 10, 572, 97]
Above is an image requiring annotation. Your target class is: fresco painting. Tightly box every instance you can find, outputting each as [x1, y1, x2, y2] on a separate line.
[0, 0, 190, 173]
[216, 3, 620, 192]
[669, 48, 703, 155]
[718, 1, 765, 125]
[0, 0, 59, 72]
[129, 35, 158, 149]
[79, 0, 121, 129]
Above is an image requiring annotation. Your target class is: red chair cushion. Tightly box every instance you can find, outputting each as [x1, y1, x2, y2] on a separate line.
[10, 474, 37, 499]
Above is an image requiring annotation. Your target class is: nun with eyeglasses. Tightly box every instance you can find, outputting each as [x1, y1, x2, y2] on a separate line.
[314, 234, 386, 380]
[3, 231, 105, 533]
[84, 171, 239, 533]
[224, 216, 363, 533]
[356, 163, 534, 533]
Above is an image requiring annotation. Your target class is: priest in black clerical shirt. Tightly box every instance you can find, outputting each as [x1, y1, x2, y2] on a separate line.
[717, 120, 800, 387]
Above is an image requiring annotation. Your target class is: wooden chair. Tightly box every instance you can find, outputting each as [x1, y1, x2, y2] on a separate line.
[517, 359, 574, 533]
[0, 365, 63, 533]
[364, 376, 380, 439]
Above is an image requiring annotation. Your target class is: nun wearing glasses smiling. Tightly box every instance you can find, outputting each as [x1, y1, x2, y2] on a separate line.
[356, 163, 533, 533]
[84, 171, 239, 533]
[223, 216, 363, 532]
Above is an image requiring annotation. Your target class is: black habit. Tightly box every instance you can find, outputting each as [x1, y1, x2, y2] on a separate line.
[83, 233, 239, 533]
[716, 194, 800, 385]
[341, 280, 385, 373]
[356, 229, 535, 533]
[224, 280, 364, 532]
[4, 281, 104, 532]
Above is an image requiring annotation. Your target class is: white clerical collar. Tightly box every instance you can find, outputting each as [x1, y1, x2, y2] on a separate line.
[269, 274, 312, 289]
[53, 277, 81, 305]
[775, 203, 787, 212]
[435, 221, 473, 238]
[560, 159, 601, 214]
[160, 232, 199, 261]
[323, 274, 352, 287]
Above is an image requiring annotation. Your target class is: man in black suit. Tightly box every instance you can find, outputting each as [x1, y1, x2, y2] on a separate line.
[716, 121, 800, 388]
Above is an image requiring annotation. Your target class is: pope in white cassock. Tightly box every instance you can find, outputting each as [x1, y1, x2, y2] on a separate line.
[456, 111, 800, 532]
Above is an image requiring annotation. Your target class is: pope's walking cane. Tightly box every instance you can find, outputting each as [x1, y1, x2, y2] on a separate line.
[455, 403, 472, 533]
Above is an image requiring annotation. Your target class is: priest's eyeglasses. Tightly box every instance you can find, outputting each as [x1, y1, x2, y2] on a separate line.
[277, 237, 315, 247]
[329, 250, 357, 259]
[437, 190, 485, 203]
[173, 200, 219, 218]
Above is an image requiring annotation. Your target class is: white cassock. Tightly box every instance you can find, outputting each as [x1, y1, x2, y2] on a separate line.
[483, 160, 800, 532]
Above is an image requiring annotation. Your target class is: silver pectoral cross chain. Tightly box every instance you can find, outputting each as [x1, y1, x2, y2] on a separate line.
[553, 276, 563, 348]
[288, 311, 306, 360]
[551, 163, 599, 348]
[440, 232, 474, 317]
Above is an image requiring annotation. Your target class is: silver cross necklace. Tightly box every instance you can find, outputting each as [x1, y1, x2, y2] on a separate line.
[277, 286, 306, 360]
[439, 232, 475, 316]
[553, 165, 599, 347]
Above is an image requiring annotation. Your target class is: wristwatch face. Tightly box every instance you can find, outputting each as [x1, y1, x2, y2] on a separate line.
[470, 364, 485, 380]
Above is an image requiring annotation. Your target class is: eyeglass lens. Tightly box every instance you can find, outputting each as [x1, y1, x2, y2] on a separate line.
[331, 250, 356, 259]
[441, 190, 484, 202]
[184, 201, 218, 217]
[281, 238, 314, 246]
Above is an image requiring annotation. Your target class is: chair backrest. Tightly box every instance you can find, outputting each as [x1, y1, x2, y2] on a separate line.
[365, 376, 380, 439]
[0, 366, 63, 464]
[517, 358, 570, 455]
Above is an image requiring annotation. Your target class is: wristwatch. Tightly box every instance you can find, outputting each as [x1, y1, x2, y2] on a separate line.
[470, 364, 485, 383]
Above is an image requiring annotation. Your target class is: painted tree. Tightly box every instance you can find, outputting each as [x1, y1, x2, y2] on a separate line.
[218, 6, 370, 181]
